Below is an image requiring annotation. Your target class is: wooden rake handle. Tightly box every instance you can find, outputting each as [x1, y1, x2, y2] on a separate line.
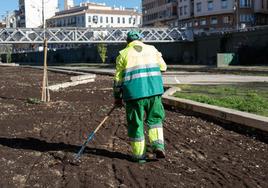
[93, 105, 117, 134]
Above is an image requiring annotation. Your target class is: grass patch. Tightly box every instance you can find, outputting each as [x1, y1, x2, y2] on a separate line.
[173, 83, 268, 117]
[26, 98, 43, 104]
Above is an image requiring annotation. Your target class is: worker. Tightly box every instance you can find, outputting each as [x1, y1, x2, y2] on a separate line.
[113, 30, 167, 163]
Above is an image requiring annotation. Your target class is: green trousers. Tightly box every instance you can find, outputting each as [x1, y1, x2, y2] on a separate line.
[125, 95, 165, 159]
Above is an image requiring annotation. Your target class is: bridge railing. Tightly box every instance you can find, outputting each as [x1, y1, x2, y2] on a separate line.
[0, 27, 194, 44]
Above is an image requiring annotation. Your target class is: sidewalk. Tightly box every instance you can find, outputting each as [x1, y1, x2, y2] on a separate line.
[52, 63, 268, 74]
[167, 65, 268, 74]
[45, 65, 268, 85]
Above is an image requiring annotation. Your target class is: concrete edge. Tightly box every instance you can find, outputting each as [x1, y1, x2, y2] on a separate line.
[0, 63, 19, 67]
[70, 74, 96, 82]
[48, 79, 95, 91]
[63, 68, 115, 76]
[23, 66, 89, 75]
[162, 87, 268, 132]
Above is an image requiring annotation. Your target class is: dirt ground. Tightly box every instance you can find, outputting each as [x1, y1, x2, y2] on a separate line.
[0, 66, 267, 188]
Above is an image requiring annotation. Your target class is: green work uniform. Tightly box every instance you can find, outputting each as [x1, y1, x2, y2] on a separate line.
[113, 40, 167, 160]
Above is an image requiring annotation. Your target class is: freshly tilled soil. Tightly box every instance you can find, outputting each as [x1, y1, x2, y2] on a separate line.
[0, 67, 267, 187]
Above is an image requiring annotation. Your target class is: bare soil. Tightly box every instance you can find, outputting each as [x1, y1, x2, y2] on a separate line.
[0, 67, 267, 188]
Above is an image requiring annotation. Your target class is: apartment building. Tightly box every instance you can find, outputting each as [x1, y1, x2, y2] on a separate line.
[0, 21, 6, 28]
[3, 11, 19, 28]
[176, 0, 268, 30]
[64, 0, 74, 10]
[47, 2, 141, 28]
[142, 0, 268, 29]
[254, 0, 268, 25]
[18, 0, 59, 28]
[142, 0, 178, 26]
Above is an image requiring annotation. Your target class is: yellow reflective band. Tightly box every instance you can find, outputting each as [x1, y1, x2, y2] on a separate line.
[130, 140, 145, 158]
[149, 127, 164, 143]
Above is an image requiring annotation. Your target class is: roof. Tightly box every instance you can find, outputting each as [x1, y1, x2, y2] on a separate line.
[85, 9, 141, 16]
[50, 8, 141, 20]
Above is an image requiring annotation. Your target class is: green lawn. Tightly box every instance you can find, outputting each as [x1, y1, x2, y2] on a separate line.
[173, 83, 268, 117]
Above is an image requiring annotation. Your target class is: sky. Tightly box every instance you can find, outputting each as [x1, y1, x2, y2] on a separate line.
[0, 0, 141, 19]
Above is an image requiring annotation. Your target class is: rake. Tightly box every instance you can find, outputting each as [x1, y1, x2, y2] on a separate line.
[74, 106, 117, 161]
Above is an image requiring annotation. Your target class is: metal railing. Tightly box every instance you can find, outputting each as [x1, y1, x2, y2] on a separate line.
[0, 27, 193, 44]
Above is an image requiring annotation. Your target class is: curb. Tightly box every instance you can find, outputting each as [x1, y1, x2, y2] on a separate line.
[0, 63, 19, 67]
[48, 79, 95, 91]
[162, 87, 268, 132]
[23, 66, 89, 75]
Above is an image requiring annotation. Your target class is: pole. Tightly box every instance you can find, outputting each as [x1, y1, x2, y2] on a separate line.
[42, 0, 45, 31]
[41, 38, 50, 102]
[41, 0, 50, 102]
[236, 0, 239, 30]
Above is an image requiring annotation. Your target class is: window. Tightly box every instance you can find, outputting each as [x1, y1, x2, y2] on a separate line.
[88, 16, 91, 23]
[208, 0, 213, 11]
[210, 17, 218, 24]
[240, 0, 252, 8]
[129, 17, 132, 24]
[187, 22, 192, 27]
[122, 17, 125, 24]
[100, 16, 103, 23]
[93, 15, 98, 23]
[111, 17, 113, 23]
[106, 17, 108, 23]
[223, 16, 231, 24]
[197, 2, 202, 12]
[200, 18, 206, 25]
[240, 14, 253, 22]
[184, 5, 187, 15]
[194, 20, 199, 26]
[179, 7, 183, 16]
[117, 17, 120, 23]
[221, 0, 227, 9]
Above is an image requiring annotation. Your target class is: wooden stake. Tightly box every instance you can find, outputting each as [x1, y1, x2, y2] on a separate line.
[41, 38, 50, 102]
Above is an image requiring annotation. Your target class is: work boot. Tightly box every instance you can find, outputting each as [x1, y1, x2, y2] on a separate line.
[154, 149, 166, 159]
[132, 157, 146, 164]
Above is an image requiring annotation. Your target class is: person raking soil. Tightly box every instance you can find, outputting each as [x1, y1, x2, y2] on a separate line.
[113, 30, 167, 163]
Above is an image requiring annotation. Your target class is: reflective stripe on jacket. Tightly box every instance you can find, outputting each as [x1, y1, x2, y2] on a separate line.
[113, 40, 167, 101]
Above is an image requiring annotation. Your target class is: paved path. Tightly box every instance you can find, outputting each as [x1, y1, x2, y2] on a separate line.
[163, 73, 268, 85]
[51, 66, 268, 85]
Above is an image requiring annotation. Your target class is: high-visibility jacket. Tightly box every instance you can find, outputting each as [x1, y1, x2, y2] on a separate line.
[113, 40, 167, 101]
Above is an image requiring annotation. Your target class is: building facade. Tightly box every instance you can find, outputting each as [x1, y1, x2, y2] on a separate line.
[142, 0, 178, 26]
[3, 11, 19, 28]
[18, 0, 59, 28]
[142, 0, 268, 29]
[64, 0, 74, 10]
[177, 0, 268, 30]
[254, 0, 268, 25]
[47, 2, 141, 28]
[0, 21, 6, 28]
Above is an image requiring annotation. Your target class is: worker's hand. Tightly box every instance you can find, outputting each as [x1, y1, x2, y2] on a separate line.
[114, 98, 124, 108]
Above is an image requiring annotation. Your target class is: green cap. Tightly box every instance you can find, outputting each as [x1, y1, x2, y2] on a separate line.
[127, 30, 143, 41]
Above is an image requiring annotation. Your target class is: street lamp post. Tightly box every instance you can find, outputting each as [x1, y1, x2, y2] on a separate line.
[234, 0, 239, 30]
